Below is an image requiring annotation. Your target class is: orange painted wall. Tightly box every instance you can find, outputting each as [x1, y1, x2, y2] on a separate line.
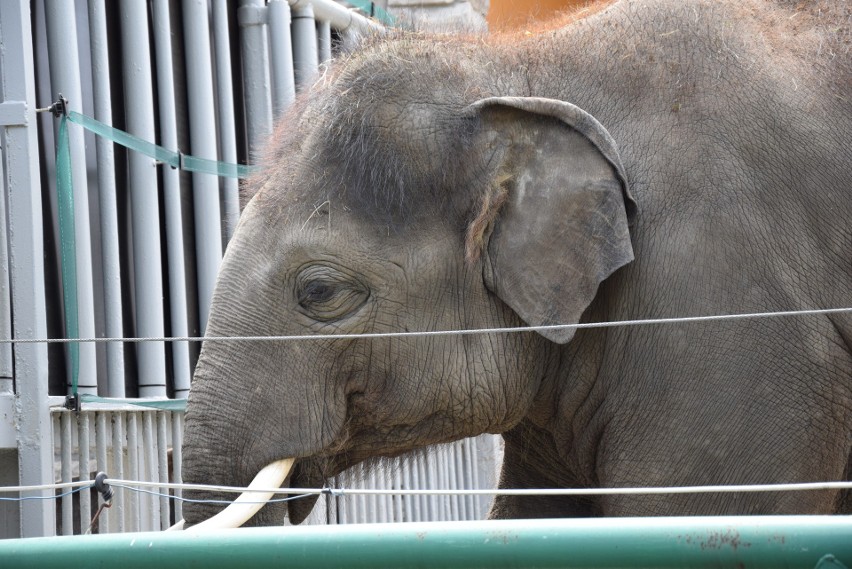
[487, 0, 589, 30]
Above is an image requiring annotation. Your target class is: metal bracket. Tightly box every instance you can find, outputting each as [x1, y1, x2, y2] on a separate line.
[36, 95, 69, 118]
[63, 393, 80, 412]
[94, 471, 113, 504]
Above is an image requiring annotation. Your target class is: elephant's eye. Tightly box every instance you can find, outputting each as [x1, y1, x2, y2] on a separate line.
[295, 265, 369, 322]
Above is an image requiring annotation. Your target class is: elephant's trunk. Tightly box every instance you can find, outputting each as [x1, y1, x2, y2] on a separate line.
[169, 458, 294, 531]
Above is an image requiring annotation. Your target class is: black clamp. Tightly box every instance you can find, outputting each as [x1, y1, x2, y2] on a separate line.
[37, 95, 69, 118]
[94, 472, 114, 504]
[64, 393, 80, 412]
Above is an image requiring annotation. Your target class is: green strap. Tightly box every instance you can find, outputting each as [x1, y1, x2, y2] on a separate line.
[347, 0, 395, 25]
[56, 115, 79, 397]
[79, 394, 187, 411]
[67, 111, 255, 179]
[55, 110, 253, 405]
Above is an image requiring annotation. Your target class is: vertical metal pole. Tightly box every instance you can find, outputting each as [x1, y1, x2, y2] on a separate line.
[156, 412, 170, 530]
[355, 464, 366, 522]
[142, 412, 157, 531]
[119, 0, 167, 398]
[0, 133, 12, 394]
[367, 469, 380, 522]
[60, 412, 73, 535]
[1, 0, 54, 537]
[44, 0, 98, 395]
[110, 413, 125, 533]
[268, 0, 296, 116]
[392, 467, 403, 522]
[151, 0, 192, 398]
[238, 0, 273, 155]
[291, 4, 319, 92]
[335, 474, 348, 523]
[127, 413, 140, 532]
[418, 455, 428, 522]
[181, 0, 223, 335]
[471, 437, 484, 517]
[78, 413, 92, 533]
[87, 0, 125, 397]
[402, 458, 413, 523]
[211, 1, 241, 242]
[317, 20, 332, 64]
[462, 438, 475, 519]
[171, 412, 183, 523]
[95, 412, 110, 532]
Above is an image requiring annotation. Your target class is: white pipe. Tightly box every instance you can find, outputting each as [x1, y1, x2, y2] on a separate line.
[289, 0, 383, 36]
[170, 458, 294, 531]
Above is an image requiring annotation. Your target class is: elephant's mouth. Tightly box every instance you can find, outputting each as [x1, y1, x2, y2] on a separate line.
[178, 447, 405, 530]
[285, 458, 329, 524]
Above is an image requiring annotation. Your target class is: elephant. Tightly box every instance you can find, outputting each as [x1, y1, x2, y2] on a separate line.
[180, 0, 852, 528]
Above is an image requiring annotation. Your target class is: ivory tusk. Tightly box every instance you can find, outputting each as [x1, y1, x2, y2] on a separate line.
[170, 458, 295, 532]
[166, 518, 185, 531]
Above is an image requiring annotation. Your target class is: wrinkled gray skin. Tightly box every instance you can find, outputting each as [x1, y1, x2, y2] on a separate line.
[183, 0, 852, 526]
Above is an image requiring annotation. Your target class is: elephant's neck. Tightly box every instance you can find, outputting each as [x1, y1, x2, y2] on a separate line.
[523, 325, 612, 480]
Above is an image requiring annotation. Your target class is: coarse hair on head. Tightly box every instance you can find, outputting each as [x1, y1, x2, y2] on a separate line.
[247, 30, 493, 234]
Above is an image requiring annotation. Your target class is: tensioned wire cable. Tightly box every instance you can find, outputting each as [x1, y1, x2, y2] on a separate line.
[5, 306, 852, 345]
[10, 306, 852, 408]
[2, 479, 852, 504]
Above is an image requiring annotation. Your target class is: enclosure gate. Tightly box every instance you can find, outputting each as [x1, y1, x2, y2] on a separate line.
[0, 0, 501, 539]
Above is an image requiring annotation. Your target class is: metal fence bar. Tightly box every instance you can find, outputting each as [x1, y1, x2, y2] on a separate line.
[44, 0, 98, 395]
[126, 413, 140, 531]
[392, 466, 404, 521]
[152, 0, 192, 397]
[151, 0, 193, 398]
[118, 0, 167, 397]
[462, 437, 476, 518]
[156, 412, 170, 530]
[181, 0, 224, 335]
[268, 0, 297, 116]
[238, 0, 273, 155]
[417, 453, 429, 521]
[2, 0, 54, 536]
[141, 412, 155, 531]
[59, 413, 73, 534]
[211, 1, 241, 242]
[110, 413, 125, 533]
[86, 0, 125, 397]
[317, 20, 332, 64]
[171, 412, 184, 523]
[77, 413, 92, 533]
[292, 4, 319, 91]
[0, 129, 12, 394]
[95, 411, 110, 531]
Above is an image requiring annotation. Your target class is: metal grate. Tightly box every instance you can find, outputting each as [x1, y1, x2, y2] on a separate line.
[51, 404, 500, 533]
[51, 405, 184, 534]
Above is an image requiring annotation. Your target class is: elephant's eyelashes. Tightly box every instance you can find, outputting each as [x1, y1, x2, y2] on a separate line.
[295, 265, 369, 321]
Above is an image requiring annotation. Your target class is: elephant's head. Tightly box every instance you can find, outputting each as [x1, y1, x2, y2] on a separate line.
[181, 49, 636, 527]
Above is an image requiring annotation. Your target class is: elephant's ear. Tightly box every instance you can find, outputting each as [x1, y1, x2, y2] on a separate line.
[465, 97, 637, 344]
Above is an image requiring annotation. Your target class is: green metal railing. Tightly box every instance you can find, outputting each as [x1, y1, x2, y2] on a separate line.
[1, 517, 850, 568]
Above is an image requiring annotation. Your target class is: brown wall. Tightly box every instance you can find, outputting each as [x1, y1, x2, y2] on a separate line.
[487, 0, 590, 30]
